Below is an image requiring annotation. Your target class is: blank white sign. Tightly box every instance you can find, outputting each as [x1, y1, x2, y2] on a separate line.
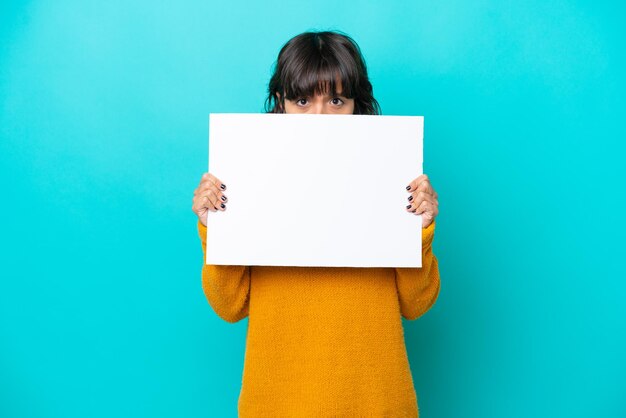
[206, 113, 423, 268]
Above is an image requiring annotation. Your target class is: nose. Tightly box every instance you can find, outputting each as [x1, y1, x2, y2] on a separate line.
[310, 103, 324, 114]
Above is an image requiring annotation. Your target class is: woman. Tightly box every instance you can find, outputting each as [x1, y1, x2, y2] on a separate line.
[191, 31, 440, 417]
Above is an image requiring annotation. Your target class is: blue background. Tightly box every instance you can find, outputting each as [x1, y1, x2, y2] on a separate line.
[1, 1, 624, 417]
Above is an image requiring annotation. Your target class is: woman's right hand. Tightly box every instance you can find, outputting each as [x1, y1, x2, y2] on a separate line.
[192, 172, 228, 227]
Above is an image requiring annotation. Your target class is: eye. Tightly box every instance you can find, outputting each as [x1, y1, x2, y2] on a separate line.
[331, 97, 344, 106]
[296, 98, 308, 106]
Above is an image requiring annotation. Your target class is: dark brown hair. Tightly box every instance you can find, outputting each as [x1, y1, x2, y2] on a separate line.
[264, 31, 381, 115]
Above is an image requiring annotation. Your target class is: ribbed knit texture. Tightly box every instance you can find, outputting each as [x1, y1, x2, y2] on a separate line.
[198, 219, 440, 417]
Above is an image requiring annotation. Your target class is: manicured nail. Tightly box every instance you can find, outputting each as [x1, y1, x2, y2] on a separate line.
[406, 204, 412, 209]
[408, 196, 413, 201]
[221, 196, 227, 201]
[220, 203, 225, 208]
[406, 185, 411, 191]
[220, 184, 226, 190]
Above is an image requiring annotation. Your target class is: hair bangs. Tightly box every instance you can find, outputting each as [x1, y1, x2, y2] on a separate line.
[282, 50, 358, 101]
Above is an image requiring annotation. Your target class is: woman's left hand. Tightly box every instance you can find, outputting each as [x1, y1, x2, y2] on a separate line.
[405, 174, 439, 229]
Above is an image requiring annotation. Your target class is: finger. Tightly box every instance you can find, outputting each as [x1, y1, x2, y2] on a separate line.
[199, 172, 210, 184]
[406, 191, 436, 211]
[411, 200, 431, 215]
[195, 183, 228, 202]
[206, 172, 227, 191]
[197, 172, 211, 188]
[197, 172, 227, 192]
[191, 195, 209, 213]
[406, 174, 429, 193]
[407, 188, 437, 203]
[192, 195, 215, 213]
[196, 190, 224, 212]
[205, 189, 226, 211]
[414, 201, 439, 221]
[411, 178, 434, 198]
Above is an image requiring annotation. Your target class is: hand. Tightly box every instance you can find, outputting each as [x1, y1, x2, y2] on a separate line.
[192, 172, 228, 227]
[405, 174, 439, 229]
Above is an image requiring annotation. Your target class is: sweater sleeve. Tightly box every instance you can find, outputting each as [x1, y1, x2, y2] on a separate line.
[394, 219, 441, 321]
[197, 220, 251, 323]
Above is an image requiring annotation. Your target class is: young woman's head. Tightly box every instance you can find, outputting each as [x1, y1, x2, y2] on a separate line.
[264, 31, 381, 115]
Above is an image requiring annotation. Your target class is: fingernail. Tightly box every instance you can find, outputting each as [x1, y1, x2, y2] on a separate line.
[221, 196, 227, 201]
[406, 185, 411, 191]
[406, 204, 412, 209]
[220, 203, 225, 208]
[408, 196, 413, 201]
[220, 184, 226, 190]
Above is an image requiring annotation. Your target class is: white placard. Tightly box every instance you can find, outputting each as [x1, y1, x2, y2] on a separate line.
[206, 113, 423, 268]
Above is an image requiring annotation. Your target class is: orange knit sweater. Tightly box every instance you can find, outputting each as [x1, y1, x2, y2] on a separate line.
[198, 219, 440, 417]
